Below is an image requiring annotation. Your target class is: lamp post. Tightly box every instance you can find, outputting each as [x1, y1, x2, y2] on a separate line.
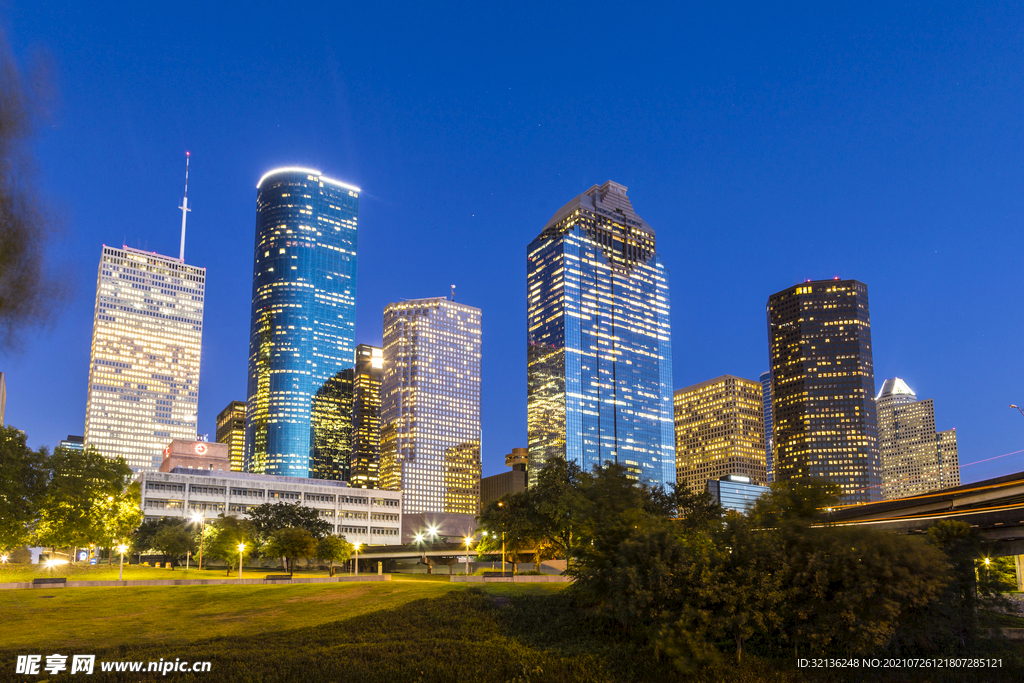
[353, 542, 361, 577]
[191, 512, 206, 571]
[116, 544, 128, 581]
[463, 536, 472, 575]
[237, 543, 245, 580]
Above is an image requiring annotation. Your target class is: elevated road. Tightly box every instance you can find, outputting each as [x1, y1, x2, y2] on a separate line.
[827, 471, 1024, 555]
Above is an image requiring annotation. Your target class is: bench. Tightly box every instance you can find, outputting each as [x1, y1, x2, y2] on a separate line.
[264, 574, 292, 582]
[482, 571, 514, 578]
[32, 578, 67, 587]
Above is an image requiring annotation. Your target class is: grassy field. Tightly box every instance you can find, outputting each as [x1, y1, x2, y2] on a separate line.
[0, 562, 355, 583]
[1, 578, 1021, 682]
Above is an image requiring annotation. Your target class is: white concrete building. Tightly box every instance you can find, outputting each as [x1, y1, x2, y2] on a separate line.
[138, 468, 402, 545]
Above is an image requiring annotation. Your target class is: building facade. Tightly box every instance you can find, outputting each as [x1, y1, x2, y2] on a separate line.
[707, 474, 770, 513]
[379, 297, 482, 515]
[58, 435, 84, 451]
[875, 377, 960, 499]
[767, 279, 881, 504]
[138, 469, 402, 545]
[215, 401, 246, 472]
[759, 371, 774, 483]
[480, 448, 529, 509]
[674, 375, 767, 493]
[526, 181, 674, 488]
[244, 168, 360, 479]
[85, 246, 205, 472]
[350, 344, 383, 488]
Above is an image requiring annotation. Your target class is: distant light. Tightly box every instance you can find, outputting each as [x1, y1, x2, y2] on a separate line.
[116, 544, 128, 554]
[414, 533, 424, 543]
[237, 543, 246, 552]
[834, 276, 839, 280]
[0, 554, 8, 563]
[186, 151, 190, 157]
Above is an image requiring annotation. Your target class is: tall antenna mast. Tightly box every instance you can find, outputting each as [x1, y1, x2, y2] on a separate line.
[451, 284, 456, 302]
[178, 152, 191, 262]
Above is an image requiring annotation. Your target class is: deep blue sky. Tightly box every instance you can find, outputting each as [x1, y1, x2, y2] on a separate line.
[5, 2, 1023, 482]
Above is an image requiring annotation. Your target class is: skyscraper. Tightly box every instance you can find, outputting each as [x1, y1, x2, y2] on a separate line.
[875, 378, 960, 499]
[350, 344, 383, 489]
[767, 279, 881, 504]
[759, 371, 773, 483]
[526, 181, 674, 488]
[379, 297, 481, 515]
[85, 246, 205, 472]
[215, 401, 247, 472]
[674, 375, 767, 493]
[244, 168, 359, 478]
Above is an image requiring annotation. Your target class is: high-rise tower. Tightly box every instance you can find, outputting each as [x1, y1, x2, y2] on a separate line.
[350, 344, 383, 489]
[875, 378, 960, 499]
[759, 371, 773, 483]
[244, 167, 359, 478]
[767, 279, 881, 504]
[674, 375, 767, 493]
[379, 298, 482, 514]
[85, 246, 205, 472]
[526, 181, 674, 487]
[215, 400, 246, 471]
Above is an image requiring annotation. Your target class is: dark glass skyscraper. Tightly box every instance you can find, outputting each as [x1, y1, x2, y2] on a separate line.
[766, 279, 881, 504]
[244, 168, 359, 478]
[527, 181, 674, 487]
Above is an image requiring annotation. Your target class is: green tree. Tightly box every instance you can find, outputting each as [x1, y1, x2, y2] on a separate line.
[478, 493, 540, 571]
[673, 484, 723, 532]
[316, 535, 353, 576]
[0, 426, 47, 551]
[93, 482, 143, 564]
[0, 33, 67, 350]
[264, 527, 317, 573]
[34, 445, 132, 552]
[749, 477, 841, 528]
[152, 524, 193, 569]
[246, 502, 332, 544]
[528, 455, 583, 566]
[205, 515, 253, 576]
[131, 517, 181, 558]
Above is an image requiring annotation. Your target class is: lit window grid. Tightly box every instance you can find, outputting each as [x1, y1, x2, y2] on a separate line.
[379, 298, 482, 516]
[215, 402, 247, 472]
[527, 200, 674, 488]
[84, 246, 205, 473]
[674, 376, 768, 493]
[876, 391, 961, 499]
[244, 171, 359, 477]
[767, 280, 882, 504]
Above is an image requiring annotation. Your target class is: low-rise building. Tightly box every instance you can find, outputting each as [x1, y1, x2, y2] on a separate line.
[707, 474, 770, 513]
[138, 438, 401, 545]
[480, 448, 528, 509]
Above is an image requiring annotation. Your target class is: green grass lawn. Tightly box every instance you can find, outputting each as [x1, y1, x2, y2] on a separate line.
[0, 562, 351, 583]
[2, 579, 1021, 682]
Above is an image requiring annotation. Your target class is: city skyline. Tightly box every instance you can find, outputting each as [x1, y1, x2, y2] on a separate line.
[7, 4, 1024, 487]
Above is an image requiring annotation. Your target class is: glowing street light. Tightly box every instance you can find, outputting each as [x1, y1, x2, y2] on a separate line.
[237, 543, 246, 580]
[353, 542, 361, 577]
[0, 554, 8, 564]
[190, 512, 207, 571]
[116, 544, 128, 581]
[463, 536, 473, 575]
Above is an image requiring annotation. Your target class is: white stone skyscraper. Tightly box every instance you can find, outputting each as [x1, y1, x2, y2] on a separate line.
[379, 297, 482, 515]
[84, 245, 205, 472]
[875, 377, 960, 499]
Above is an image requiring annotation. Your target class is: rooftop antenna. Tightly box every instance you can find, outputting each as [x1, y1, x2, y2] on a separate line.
[450, 284, 456, 302]
[178, 152, 191, 262]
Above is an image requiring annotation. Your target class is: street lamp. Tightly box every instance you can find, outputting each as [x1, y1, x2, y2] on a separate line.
[1012, 405, 1024, 419]
[463, 536, 473, 575]
[116, 544, 128, 581]
[0, 554, 8, 564]
[191, 512, 206, 571]
[237, 543, 245, 580]
[353, 542, 361, 577]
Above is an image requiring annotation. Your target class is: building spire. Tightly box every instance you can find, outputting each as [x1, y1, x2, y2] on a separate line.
[179, 152, 191, 262]
[450, 284, 456, 301]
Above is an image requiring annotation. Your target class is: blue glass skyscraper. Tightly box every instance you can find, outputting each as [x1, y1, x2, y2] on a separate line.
[527, 181, 675, 487]
[244, 168, 359, 478]
[759, 370, 773, 483]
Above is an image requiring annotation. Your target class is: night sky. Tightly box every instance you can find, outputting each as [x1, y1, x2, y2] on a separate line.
[5, 2, 1023, 482]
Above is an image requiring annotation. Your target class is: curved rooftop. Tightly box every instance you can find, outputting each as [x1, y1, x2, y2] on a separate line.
[256, 166, 361, 193]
